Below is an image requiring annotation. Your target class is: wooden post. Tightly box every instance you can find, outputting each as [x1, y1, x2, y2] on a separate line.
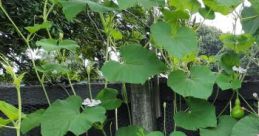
[130, 81, 158, 131]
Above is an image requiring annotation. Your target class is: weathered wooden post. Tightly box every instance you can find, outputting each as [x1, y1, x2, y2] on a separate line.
[130, 80, 160, 131]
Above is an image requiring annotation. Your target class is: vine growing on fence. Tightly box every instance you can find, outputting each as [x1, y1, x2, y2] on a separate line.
[1, 0, 259, 136]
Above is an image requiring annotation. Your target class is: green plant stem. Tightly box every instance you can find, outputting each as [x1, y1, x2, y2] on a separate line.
[122, 83, 132, 125]
[101, 129, 107, 136]
[115, 108, 118, 131]
[0, 4, 51, 105]
[238, 93, 257, 113]
[88, 71, 93, 100]
[15, 86, 22, 136]
[217, 92, 235, 117]
[67, 74, 77, 96]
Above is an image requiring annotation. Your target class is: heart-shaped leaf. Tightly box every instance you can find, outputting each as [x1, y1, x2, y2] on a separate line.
[117, 0, 164, 10]
[220, 51, 240, 74]
[101, 44, 167, 84]
[231, 115, 259, 136]
[174, 98, 217, 130]
[200, 115, 237, 136]
[170, 131, 186, 136]
[36, 63, 70, 75]
[151, 22, 198, 58]
[216, 73, 241, 90]
[60, 0, 114, 20]
[116, 126, 147, 136]
[36, 39, 79, 53]
[220, 34, 255, 53]
[25, 22, 52, 34]
[167, 65, 216, 99]
[21, 109, 45, 134]
[203, 0, 242, 15]
[168, 0, 200, 12]
[241, 7, 259, 35]
[41, 96, 106, 136]
[96, 88, 122, 110]
[199, 6, 215, 20]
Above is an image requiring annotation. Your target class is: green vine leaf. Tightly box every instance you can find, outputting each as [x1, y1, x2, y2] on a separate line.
[167, 65, 216, 99]
[168, 0, 200, 12]
[203, 0, 242, 15]
[241, 7, 259, 35]
[199, 6, 216, 20]
[101, 44, 167, 84]
[220, 51, 240, 74]
[151, 22, 198, 58]
[200, 115, 237, 136]
[146, 131, 164, 136]
[220, 34, 255, 53]
[116, 126, 147, 136]
[36, 39, 79, 53]
[231, 115, 259, 136]
[21, 109, 45, 134]
[169, 131, 186, 136]
[174, 98, 217, 130]
[117, 0, 164, 10]
[36, 63, 70, 75]
[25, 22, 52, 34]
[41, 96, 106, 136]
[60, 0, 114, 20]
[96, 88, 122, 110]
[216, 73, 241, 90]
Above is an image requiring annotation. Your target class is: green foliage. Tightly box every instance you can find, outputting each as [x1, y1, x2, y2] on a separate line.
[151, 22, 198, 58]
[169, 131, 186, 136]
[36, 39, 79, 53]
[21, 109, 45, 134]
[203, 0, 242, 15]
[216, 73, 241, 90]
[174, 98, 217, 130]
[231, 115, 259, 136]
[115, 126, 163, 136]
[168, 65, 216, 99]
[200, 116, 237, 136]
[96, 88, 122, 110]
[101, 44, 167, 84]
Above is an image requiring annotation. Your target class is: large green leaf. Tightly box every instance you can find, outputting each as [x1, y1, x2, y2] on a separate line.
[146, 131, 164, 136]
[36, 39, 79, 53]
[101, 44, 167, 84]
[220, 51, 240, 74]
[174, 99, 217, 130]
[117, 0, 164, 10]
[216, 73, 241, 90]
[241, 7, 259, 35]
[170, 131, 186, 136]
[151, 22, 198, 58]
[116, 126, 147, 136]
[163, 9, 190, 23]
[25, 22, 52, 34]
[96, 88, 122, 110]
[231, 115, 259, 136]
[168, 0, 200, 12]
[203, 0, 242, 15]
[36, 63, 70, 75]
[219, 34, 255, 53]
[41, 96, 106, 136]
[60, 0, 114, 20]
[199, 6, 216, 20]
[167, 65, 216, 99]
[200, 115, 237, 136]
[21, 109, 45, 134]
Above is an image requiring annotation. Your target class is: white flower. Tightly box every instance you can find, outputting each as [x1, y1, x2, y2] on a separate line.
[82, 98, 101, 107]
[26, 48, 45, 60]
[232, 66, 247, 74]
[253, 93, 258, 98]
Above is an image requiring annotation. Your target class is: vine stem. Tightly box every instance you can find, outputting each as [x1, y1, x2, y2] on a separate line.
[67, 73, 77, 96]
[15, 86, 22, 136]
[0, 4, 51, 106]
[87, 70, 93, 100]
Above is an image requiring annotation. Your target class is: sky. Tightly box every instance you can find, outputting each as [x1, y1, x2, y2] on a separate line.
[193, 0, 251, 34]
